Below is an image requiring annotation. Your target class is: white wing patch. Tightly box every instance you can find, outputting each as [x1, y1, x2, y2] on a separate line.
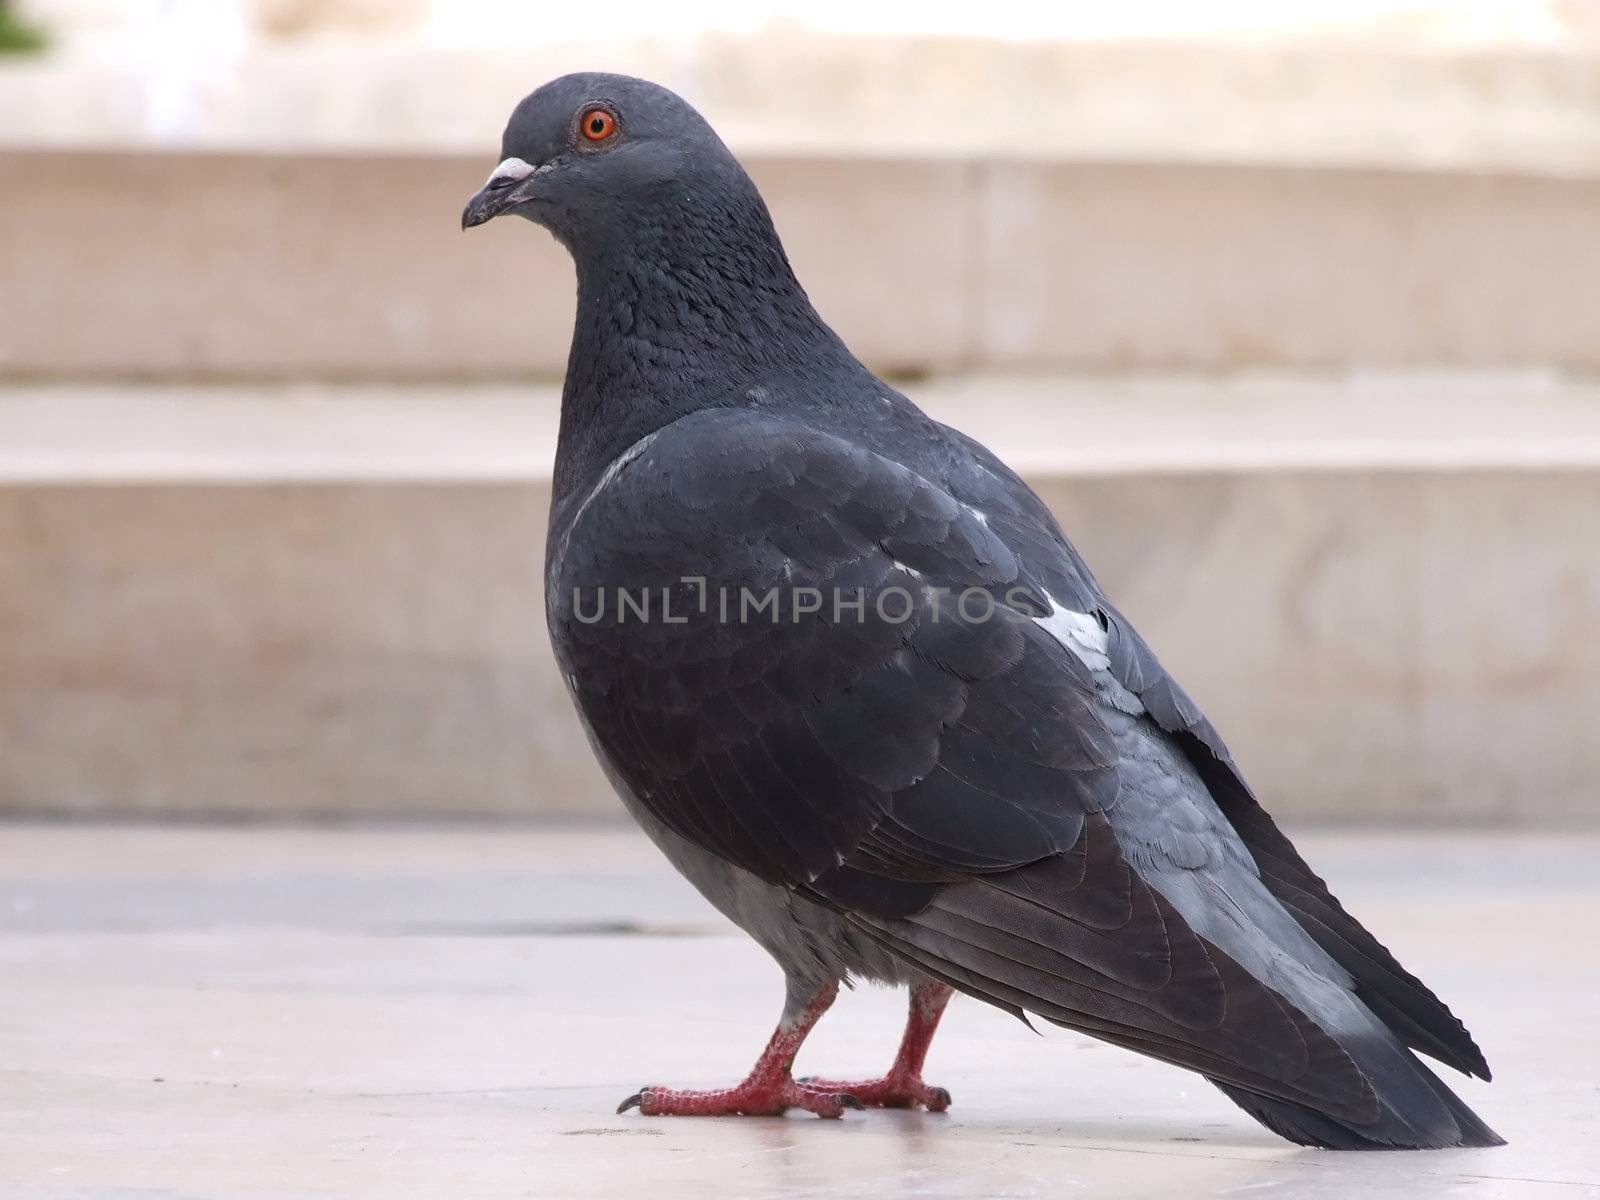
[1034, 595, 1146, 714]
[1034, 598, 1110, 672]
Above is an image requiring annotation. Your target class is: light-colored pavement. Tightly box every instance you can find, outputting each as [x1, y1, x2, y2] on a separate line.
[1, 823, 1596, 1199]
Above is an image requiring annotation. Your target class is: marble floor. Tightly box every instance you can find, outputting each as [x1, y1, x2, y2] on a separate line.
[1, 823, 1594, 1199]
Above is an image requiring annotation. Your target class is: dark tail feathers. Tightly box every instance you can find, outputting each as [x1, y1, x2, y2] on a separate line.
[1213, 1060, 1504, 1151]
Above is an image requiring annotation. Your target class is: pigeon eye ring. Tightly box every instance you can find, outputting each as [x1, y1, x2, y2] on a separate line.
[579, 106, 618, 142]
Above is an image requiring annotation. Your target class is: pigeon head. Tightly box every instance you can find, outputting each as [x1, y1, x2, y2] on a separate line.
[463, 71, 855, 427]
[461, 72, 751, 255]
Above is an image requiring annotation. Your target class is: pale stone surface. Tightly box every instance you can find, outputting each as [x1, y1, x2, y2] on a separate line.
[0, 149, 968, 378]
[8, 147, 1600, 377]
[977, 161, 1600, 370]
[8, 373, 1600, 482]
[3, 375, 1599, 821]
[0, 823, 1595, 1199]
[0, 150, 581, 379]
[9, 28, 1600, 175]
[0, 481, 577, 818]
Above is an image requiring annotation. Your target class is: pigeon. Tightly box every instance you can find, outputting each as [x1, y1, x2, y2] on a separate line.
[462, 72, 1502, 1149]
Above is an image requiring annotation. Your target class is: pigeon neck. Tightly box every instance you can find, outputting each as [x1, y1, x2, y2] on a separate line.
[552, 187, 859, 514]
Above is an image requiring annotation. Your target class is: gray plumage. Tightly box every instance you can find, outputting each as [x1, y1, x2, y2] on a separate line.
[463, 72, 1501, 1149]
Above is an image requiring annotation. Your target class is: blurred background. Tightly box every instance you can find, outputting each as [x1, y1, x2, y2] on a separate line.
[3, 0, 1599, 827]
[7, 6, 1600, 1196]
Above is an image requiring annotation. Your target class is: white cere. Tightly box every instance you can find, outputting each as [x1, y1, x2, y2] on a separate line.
[485, 156, 536, 187]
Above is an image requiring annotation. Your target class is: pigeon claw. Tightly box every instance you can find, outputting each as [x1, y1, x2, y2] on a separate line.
[617, 1080, 857, 1118]
[616, 1091, 644, 1115]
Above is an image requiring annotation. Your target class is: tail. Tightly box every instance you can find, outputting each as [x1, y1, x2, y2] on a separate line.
[842, 813, 1505, 1151]
[1212, 1038, 1504, 1150]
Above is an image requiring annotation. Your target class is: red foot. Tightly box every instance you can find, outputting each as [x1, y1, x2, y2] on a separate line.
[797, 1073, 952, 1112]
[618, 983, 859, 1118]
[618, 1080, 863, 1118]
[794, 980, 956, 1111]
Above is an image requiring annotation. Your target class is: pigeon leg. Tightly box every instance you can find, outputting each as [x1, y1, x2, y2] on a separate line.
[617, 978, 861, 1118]
[798, 979, 954, 1111]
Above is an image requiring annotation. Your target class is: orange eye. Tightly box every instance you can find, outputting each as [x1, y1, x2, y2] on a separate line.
[580, 107, 617, 142]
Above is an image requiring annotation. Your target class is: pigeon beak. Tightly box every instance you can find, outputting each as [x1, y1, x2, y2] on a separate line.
[461, 156, 543, 230]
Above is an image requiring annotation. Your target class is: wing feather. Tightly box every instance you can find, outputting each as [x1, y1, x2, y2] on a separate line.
[550, 407, 1490, 1128]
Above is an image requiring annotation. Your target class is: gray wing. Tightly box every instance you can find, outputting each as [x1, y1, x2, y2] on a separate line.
[930, 422, 1491, 1082]
[550, 408, 1494, 1146]
[549, 408, 1114, 898]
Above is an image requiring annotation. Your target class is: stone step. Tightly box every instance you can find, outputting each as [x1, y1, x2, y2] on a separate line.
[7, 147, 1600, 378]
[10, 29, 1600, 173]
[2, 374, 1596, 823]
